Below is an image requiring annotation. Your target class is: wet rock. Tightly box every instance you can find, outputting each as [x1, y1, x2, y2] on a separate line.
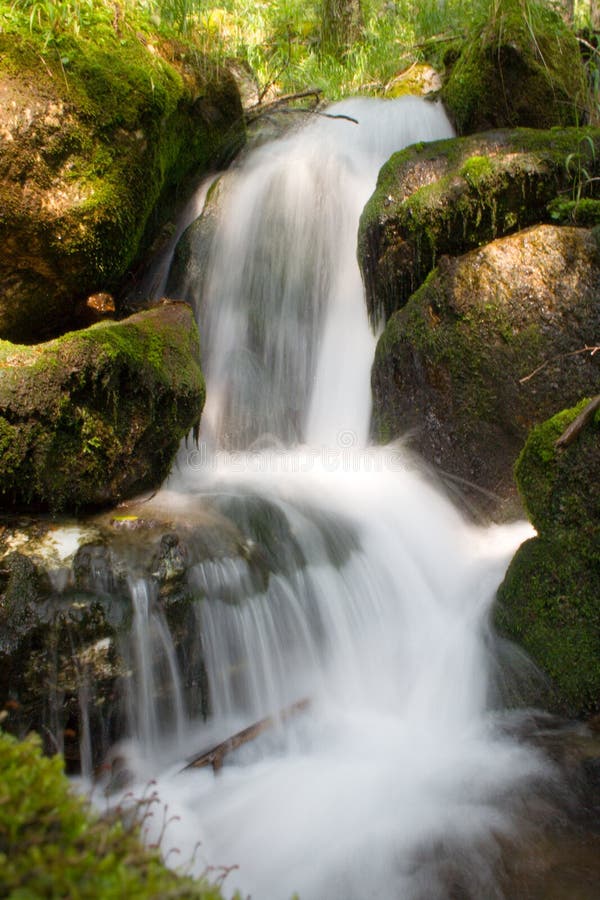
[0, 303, 205, 513]
[371, 225, 600, 518]
[166, 174, 225, 308]
[0, 497, 262, 767]
[0, 552, 44, 654]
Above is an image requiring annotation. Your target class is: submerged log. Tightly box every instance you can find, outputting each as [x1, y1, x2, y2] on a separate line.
[182, 698, 310, 774]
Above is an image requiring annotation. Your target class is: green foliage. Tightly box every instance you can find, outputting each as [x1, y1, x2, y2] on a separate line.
[1, 0, 593, 104]
[0, 729, 228, 899]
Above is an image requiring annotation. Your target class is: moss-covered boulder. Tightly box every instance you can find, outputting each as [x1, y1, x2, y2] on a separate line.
[441, 0, 588, 135]
[358, 127, 600, 323]
[0, 302, 204, 512]
[496, 399, 600, 716]
[371, 225, 600, 517]
[0, 23, 244, 343]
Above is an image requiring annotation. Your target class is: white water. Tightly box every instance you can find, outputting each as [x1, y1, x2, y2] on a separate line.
[123, 98, 551, 898]
[125, 578, 186, 754]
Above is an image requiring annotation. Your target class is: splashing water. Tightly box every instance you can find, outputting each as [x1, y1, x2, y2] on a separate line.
[123, 97, 555, 899]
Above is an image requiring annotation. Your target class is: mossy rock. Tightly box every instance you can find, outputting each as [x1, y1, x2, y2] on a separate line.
[358, 127, 600, 323]
[496, 399, 600, 715]
[0, 27, 244, 343]
[384, 63, 441, 98]
[0, 729, 229, 898]
[515, 398, 600, 537]
[441, 0, 588, 135]
[496, 533, 600, 717]
[0, 302, 205, 512]
[371, 225, 600, 518]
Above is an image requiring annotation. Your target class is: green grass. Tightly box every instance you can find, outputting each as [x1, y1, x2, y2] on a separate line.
[2, 0, 592, 104]
[0, 0, 500, 100]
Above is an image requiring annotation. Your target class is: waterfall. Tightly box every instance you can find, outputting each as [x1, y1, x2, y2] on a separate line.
[125, 578, 186, 755]
[123, 97, 554, 899]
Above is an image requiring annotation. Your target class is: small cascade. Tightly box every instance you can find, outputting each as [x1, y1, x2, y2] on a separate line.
[125, 578, 186, 755]
[188, 96, 454, 449]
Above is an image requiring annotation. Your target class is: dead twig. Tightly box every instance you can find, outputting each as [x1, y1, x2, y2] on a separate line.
[246, 89, 323, 123]
[519, 345, 599, 384]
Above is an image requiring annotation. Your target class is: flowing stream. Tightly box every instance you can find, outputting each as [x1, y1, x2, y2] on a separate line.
[115, 97, 560, 899]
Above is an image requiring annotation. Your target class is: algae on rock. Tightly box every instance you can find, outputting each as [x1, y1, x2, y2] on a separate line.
[0, 302, 204, 512]
[496, 399, 600, 716]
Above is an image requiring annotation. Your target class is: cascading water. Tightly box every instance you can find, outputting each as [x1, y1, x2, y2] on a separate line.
[125, 578, 186, 754]
[117, 97, 557, 898]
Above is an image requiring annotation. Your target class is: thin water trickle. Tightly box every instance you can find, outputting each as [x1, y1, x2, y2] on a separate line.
[118, 97, 557, 898]
[126, 578, 187, 756]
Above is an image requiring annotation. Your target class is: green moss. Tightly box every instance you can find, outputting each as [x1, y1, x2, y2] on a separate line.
[0, 729, 229, 899]
[496, 397, 600, 715]
[441, 0, 588, 134]
[359, 127, 600, 323]
[0, 18, 244, 342]
[0, 305, 204, 513]
[548, 197, 600, 226]
[496, 534, 600, 716]
[515, 398, 599, 536]
[460, 155, 494, 186]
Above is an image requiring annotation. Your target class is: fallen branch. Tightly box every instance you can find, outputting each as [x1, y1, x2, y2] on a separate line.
[519, 345, 599, 384]
[555, 394, 600, 448]
[246, 89, 323, 123]
[181, 698, 310, 774]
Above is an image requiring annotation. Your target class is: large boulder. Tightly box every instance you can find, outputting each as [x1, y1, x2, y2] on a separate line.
[358, 127, 600, 323]
[0, 302, 204, 512]
[441, 0, 588, 135]
[370, 225, 600, 517]
[0, 28, 244, 343]
[496, 398, 600, 716]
